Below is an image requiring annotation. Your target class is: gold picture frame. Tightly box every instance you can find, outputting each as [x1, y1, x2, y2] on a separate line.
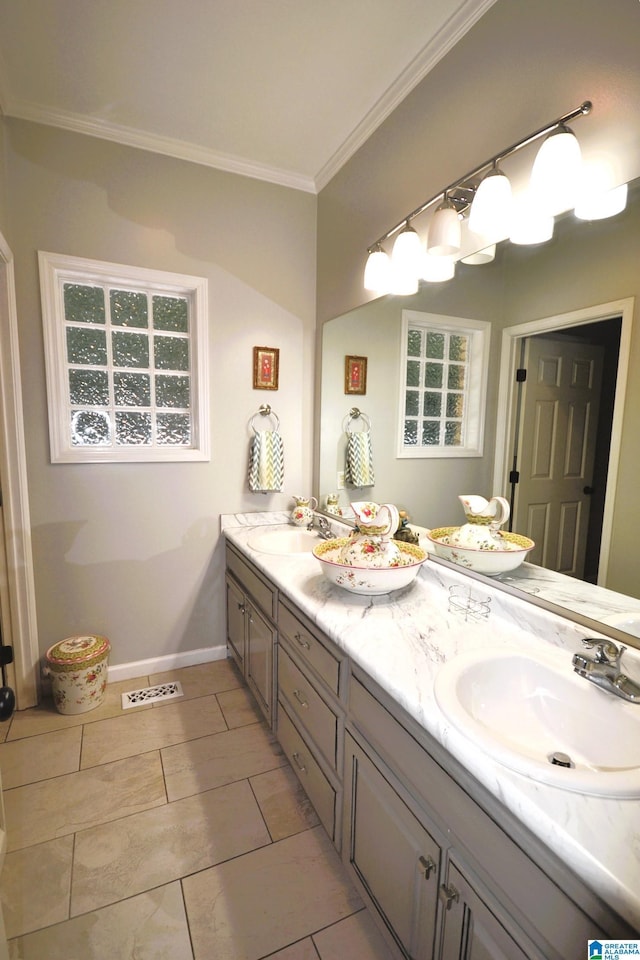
[253, 346, 279, 390]
[344, 355, 367, 395]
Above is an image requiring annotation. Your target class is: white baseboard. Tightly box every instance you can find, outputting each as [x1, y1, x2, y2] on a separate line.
[107, 644, 228, 684]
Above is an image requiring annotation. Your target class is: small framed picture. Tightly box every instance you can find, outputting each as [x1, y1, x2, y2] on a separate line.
[253, 346, 279, 390]
[344, 355, 367, 395]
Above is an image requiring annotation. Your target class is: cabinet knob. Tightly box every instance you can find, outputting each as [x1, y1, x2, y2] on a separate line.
[294, 632, 311, 650]
[439, 883, 460, 910]
[291, 751, 307, 773]
[237, 602, 245, 614]
[418, 855, 437, 880]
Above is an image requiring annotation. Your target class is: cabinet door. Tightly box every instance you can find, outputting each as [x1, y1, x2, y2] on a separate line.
[225, 575, 246, 668]
[246, 600, 275, 723]
[439, 861, 537, 960]
[344, 734, 441, 959]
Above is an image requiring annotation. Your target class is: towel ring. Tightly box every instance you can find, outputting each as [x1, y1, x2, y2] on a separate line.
[250, 404, 280, 434]
[343, 407, 371, 432]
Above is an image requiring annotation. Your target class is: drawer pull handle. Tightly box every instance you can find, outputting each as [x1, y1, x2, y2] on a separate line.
[291, 751, 307, 773]
[419, 855, 437, 880]
[293, 689, 309, 709]
[439, 883, 460, 910]
[294, 632, 311, 650]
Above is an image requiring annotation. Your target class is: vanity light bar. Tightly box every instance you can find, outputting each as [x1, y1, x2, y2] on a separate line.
[366, 100, 592, 254]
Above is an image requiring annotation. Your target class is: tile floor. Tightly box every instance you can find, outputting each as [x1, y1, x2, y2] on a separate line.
[0, 658, 395, 959]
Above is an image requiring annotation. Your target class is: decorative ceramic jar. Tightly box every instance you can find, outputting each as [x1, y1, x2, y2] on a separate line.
[339, 501, 402, 567]
[447, 495, 510, 549]
[324, 494, 343, 517]
[44, 635, 110, 715]
[290, 495, 318, 526]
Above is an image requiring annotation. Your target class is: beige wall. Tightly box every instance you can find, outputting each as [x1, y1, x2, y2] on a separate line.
[2, 118, 317, 665]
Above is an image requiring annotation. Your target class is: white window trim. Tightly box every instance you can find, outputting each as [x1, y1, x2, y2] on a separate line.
[39, 251, 210, 463]
[397, 310, 490, 459]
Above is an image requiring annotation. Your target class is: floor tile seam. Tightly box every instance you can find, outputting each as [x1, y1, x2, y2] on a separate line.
[146, 682, 244, 707]
[258, 934, 322, 960]
[78, 723, 238, 770]
[178, 878, 197, 960]
[164, 756, 291, 804]
[309, 904, 371, 949]
[11, 743, 163, 781]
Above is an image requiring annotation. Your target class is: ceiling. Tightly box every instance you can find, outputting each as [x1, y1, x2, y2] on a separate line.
[0, 0, 495, 193]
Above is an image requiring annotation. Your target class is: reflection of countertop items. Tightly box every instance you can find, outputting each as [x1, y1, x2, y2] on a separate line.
[222, 511, 640, 932]
[600, 612, 640, 638]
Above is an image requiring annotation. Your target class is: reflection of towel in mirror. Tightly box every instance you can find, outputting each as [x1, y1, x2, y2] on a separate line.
[345, 431, 375, 487]
[248, 430, 284, 492]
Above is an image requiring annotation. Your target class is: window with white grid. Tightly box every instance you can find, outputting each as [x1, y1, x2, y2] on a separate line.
[39, 252, 209, 463]
[398, 310, 490, 459]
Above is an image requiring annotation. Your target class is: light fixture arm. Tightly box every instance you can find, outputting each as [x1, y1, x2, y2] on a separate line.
[366, 100, 592, 253]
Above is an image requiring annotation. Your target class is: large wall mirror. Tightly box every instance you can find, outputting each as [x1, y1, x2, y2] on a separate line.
[318, 178, 640, 642]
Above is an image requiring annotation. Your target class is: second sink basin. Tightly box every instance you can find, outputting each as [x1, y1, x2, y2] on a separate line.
[434, 645, 640, 797]
[247, 526, 319, 555]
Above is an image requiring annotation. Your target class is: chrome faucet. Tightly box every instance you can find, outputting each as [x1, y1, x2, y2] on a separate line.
[307, 514, 336, 540]
[572, 639, 640, 703]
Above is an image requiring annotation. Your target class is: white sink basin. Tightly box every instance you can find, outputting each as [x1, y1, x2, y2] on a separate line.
[434, 645, 640, 797]
[247, 526, 319, 555]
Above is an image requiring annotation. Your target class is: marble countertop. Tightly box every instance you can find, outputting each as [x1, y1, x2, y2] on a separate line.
[222, 512, 640, 933]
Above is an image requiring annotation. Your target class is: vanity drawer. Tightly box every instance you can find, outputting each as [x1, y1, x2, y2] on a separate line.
[277, 702, 336, 841]
[226, 544, 277, 620]
[278, 599, 340, 695]
[278, 644, 338, 770]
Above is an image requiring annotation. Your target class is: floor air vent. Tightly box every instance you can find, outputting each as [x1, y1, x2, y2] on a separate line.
[121, 681, 184, 709]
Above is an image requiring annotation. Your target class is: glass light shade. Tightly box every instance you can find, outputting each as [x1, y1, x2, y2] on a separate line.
[468, 168, 513, 241]
[427, 201, 461, 256]
[389, 263, 419, 296]
[364, 247, 391, 293]
[530, 124, 582, 215]
[575, 182, 628, 221]
[460, 244, 496, 265]
[421, 251, 455, 282]
[390, 224, 422, 295]
[510, 193, 554, 245]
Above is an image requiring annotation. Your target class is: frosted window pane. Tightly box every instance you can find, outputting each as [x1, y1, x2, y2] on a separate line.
[68, 369, 109, 405]
[154, 336, 189, 371]
[407, 329, 422, 357]
[425, 363, 443, 388]
[426, 332, 445, 359]
[405, 390, 419, 417]
[446, 393, 464, 417]
[445, 421, 463, 445]
[110, 290, 148, 328]
[424, 392, 441, 417]
[152, 296, 189, 332]
[112, 331, 150, 368]
[157, 413, 191, 445]
[115, 412, 152, 445]
[406, 360, 420, 387]
[403, 420, 418, 445]
[66, 327, 108, 365]
[63, 284, 105, 324]
[448, 365, 465, 389]
[156, 375, 190, 408]
[449, 335, 468, 361]
[422, 422, 440, 445]
[114, 372, 151, 407]
[71, 410, 111, 446]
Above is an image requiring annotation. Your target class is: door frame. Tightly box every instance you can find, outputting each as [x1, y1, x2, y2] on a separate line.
[0, 231, 40, 709]
[492, 298, 634, 588]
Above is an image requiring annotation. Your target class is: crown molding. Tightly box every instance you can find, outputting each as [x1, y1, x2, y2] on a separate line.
[315, 0, 497, 192]
[3, 99, 318, 194]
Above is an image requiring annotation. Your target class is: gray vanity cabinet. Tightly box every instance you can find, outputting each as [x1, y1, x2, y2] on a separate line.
[225, 544, 277, 725]
[276, 597, 346, 846]
[344, 732, 442, 958]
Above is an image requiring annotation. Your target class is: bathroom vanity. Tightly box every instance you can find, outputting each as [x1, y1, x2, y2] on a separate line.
[223, 513, 639, 958]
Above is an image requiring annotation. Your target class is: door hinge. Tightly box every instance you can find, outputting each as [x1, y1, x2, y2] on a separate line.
[516, 368, 527, 382]
[509, 470, 520, 484]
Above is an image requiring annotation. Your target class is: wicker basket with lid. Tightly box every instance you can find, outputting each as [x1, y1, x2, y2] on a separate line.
[44, 635, 110, 715]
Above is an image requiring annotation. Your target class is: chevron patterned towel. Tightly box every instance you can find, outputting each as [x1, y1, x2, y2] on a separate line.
[248, 430, 284, 492]
[345, 431, 375, 487]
